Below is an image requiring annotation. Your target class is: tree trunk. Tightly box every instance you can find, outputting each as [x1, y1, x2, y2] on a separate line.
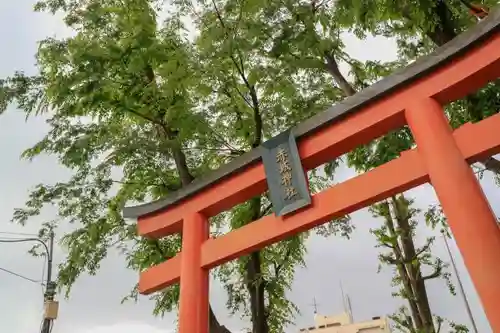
[171, 144, 194, 185]
[210, 307, 232, 333]
[243, 82, 269, 333]
[324, 54, 357, 97]
[383, 202, 424, 332]
[392, 198, 435, 333]
[244, 204, 268, 333]
[246, 251, 269, 333]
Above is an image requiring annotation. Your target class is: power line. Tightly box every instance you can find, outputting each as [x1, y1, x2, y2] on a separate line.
[442, 234, 479, 333]
[0, 236, 49, 292]
[0, 266, 43, 285]
[0, 236, 38, 241]
[0, 237, 50, 258]
[0, 237, 43, 242]
[0, 232, 58, 333]
[0, 231, 39, 237]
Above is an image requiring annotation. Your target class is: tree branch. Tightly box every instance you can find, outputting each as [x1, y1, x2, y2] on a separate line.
[110, 179, 179, 191]
[436, 317, 443, 333]
[211, 0, 250, 90]
[423, 263, 443, 281]
[137, 58, 228, 331]
[274, 247, 293, 278]
[380, 253, 400, 265]
[222, 85, 252, 110]
[414, 243, 432, 258]
[324, 53, 357, 96]
[250, 86, 262, 148]
[259, 203, 273, 218]
[210, 0, 262, 148]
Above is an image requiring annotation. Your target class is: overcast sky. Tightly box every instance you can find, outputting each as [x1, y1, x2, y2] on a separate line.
[0, 1, 498, 333]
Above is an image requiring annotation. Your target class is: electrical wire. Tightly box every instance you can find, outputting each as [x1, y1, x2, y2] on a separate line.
[1, 264, 47, 332]
[0, 237, 50, 265]
[0, 236, 49, 287]
[0, 231, 39, 237]
[0, 266, 42, 284]
[0, 235, 52, 333]
[0, 235, 32, 239]
[0, 236, 43, 241]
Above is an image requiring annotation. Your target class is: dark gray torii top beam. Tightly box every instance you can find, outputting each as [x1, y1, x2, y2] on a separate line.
[123, 8, 500, 219]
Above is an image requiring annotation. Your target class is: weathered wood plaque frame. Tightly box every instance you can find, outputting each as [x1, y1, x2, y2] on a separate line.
[260, 130, 311, 216]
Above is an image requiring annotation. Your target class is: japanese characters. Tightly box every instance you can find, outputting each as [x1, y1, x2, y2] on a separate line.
[275, 147, 298, 200]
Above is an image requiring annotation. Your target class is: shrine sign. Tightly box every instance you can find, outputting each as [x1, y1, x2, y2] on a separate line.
[260, 130, 311, 216]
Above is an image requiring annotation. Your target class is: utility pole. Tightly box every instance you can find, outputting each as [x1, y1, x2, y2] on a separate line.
[41, 231, 58, 333]
[310, 297, 319, 314]
[0, 231, 58, 332]
[442, 234, 478, 333]
[340, 281, 353, 322]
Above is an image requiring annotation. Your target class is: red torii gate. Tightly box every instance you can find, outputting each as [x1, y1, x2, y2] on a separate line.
[124, 9, 500, 333]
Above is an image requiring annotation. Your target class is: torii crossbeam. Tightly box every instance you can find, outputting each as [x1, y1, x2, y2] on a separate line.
[124, 8, 500, 333]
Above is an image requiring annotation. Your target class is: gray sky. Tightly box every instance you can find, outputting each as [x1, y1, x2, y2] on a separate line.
[0, 1, 497, 333]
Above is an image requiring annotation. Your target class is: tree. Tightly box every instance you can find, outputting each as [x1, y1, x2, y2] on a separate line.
[214, 0, 498, 331]
[0, 0, 352, 332]
[191, 2, 355, 330]
[330, 0, 500, 331]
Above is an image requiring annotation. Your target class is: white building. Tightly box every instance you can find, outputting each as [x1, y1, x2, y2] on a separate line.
[298, 312, 392, 333]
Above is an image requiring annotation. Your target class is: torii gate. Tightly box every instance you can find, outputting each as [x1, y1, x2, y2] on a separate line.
[124, 8, 500, 333]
